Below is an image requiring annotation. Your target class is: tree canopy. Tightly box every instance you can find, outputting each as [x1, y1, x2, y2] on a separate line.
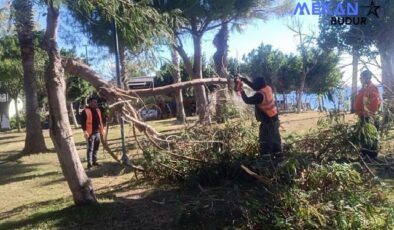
[242, 43, 341, 97]
[0, 35, 23, 99]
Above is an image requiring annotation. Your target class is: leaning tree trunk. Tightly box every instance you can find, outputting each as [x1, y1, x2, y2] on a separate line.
[13, 97, 21, 132]
[43, 3, 96, 205]
[213, 21, 229, 123]
[192, 33, 210, 124]
[13, 0, 47, 153]
[351, 50, 359, 113]
[170, 47, 186, 124]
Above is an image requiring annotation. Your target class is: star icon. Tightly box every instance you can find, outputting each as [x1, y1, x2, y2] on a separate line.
[361, 0, 381, 18]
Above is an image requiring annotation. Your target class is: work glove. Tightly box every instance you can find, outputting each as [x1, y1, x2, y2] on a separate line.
[234, 79, 243, 92]
[83, 131, 89, 140]
[235, 74, 247, 82]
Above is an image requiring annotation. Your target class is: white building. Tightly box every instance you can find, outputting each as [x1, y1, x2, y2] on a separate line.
[0, 93, 23, 130]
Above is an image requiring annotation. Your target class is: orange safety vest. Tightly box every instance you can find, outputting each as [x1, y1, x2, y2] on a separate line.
[256, 86, 278, 117]
[84, 108, 104, 136]
[354, 83, 381, 117]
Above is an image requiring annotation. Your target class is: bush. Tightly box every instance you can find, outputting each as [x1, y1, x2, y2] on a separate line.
[9, 115, 26, 129]
[9, 112, 48, 130]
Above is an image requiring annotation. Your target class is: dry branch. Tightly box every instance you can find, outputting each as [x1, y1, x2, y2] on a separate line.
[241, 165, 272, 186]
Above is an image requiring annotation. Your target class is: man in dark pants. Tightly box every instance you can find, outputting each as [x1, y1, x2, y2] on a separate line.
[234, 75, 282, 157]
[81, 97, 106, 169]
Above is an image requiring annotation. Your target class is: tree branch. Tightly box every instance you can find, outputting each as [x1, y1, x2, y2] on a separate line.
[131, 78, 228, 97]
[62, 58, 228, 99]
[173, 38, 193, 77]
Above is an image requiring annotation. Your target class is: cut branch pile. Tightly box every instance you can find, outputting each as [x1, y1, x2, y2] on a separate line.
[138, 118, 394, 229]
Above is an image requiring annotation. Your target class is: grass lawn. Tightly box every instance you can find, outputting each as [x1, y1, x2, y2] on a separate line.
[0, 111, 392, 229]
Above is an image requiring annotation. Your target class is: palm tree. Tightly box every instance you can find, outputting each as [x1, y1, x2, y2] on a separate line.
[13, 0, 47, 154]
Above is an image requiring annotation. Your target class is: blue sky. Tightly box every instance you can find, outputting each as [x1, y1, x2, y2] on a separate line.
[0, 0, 381, 86]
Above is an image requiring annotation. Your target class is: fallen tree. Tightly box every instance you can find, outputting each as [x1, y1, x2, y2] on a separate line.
[61, 58, 229, 162]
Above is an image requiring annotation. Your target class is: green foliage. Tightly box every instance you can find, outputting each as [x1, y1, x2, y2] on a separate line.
[352, 122, 380, 151]
[243, 43, 286, 87]
[155, 56, 216, 97]
[66, 76, 94, 102]
[60, 48, 94, 102]
[241, 42, 342, 96]
[0, 32, 48, 107]
[9, 114, 26, 129]
[305, 51, 342, 96]
[65, 0, 173, 54]
[273, 162, 389, 229]
[9, 112, 48, 129]
[319, 0, 394, 55]
[141, 120, 259, 184]
[140, 117, 394, 229]
[0, 35, 23, 98]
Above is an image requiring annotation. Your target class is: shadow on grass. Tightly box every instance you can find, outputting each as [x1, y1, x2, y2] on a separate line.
[0, 156, 264, 230]
[0, 171, 60, 186]
[0, 139, 26, 147]
[0, 149, 56, 163]
[85, 162, 137, 179]
[40, 177, 66, 187]
[0, 189, 183, 230]
[0, 162, 48, 185]
[0, 135, 20, 141]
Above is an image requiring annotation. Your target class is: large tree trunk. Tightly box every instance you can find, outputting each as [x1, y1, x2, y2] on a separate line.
[378, 42, 394, 102]
[13, 0, 47, 154]
[351, 50, 359, 113]
[43, 3, 96, 205]
[192, 33, 210, 124]
[213, 21, 229, 123]
[13, 97, 21, 132]
[170, 47, 186, 124]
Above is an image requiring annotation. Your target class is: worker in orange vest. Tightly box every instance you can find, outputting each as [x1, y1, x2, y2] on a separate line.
[354, 70, 381, 121]
[354, 70, 382, 158]
[81, 97, 106, 169]
[235, 74, 282, 158]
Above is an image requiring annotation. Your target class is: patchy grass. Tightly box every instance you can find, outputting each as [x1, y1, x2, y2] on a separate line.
[0, 112, 392, 229]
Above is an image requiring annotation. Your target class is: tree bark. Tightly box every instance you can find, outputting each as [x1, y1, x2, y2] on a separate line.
[351, 50, 359, 113]
[13, 0, 47, 153]
[42, 2, 96, 205]
[378, 43, 394, 101]
[119, 44, 128, 89]
[69, 102, 79, 128]
[192, 32, 210, 124]
[213, 21, 229, 123]
[170, 47, 186, 123]
[13, 97, 21, 132]
[296, 74, 306, 113]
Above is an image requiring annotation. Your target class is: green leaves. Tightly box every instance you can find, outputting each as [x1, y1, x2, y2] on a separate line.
[352, 121, 380, 151]
[0, 35, 23, 98]
[66, 0, 173, 54]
